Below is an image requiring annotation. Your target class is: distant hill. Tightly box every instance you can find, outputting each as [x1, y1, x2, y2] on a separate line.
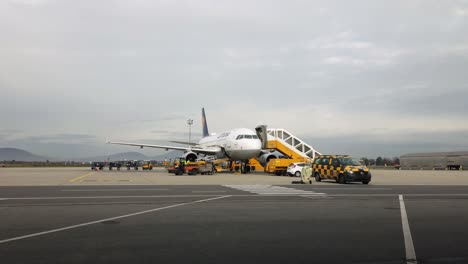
[0, 148, 186, 162]
[152, 150, 184, 160]
[0, 148, 49, 162]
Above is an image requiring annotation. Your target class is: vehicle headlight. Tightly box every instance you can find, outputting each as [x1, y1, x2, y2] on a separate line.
[347, 171, 354, 174]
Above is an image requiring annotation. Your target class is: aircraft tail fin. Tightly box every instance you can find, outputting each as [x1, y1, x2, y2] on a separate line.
[202, 108, 209, 138]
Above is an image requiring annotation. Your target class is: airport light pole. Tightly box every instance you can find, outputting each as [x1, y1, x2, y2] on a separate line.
[187, 119, 194, 144]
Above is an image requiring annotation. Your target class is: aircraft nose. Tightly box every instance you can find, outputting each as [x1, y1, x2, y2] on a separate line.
[254, 139, 262, 150]
[242, 139, 261, 150]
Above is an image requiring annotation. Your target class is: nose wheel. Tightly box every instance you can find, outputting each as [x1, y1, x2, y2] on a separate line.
[240, 160, 251, 174]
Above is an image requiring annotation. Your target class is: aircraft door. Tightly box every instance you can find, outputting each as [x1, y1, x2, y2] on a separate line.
[255, 125, 268, 149]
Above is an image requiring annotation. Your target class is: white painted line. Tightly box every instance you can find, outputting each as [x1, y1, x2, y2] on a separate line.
[399, 195, 417, 264]
[0, 195, 231, 244]
[3, 193, 468, 201]
[331, 193, 468, 197]
[61, 189, 170, 192]
[301, 195, 332, 199]
[305, 188, 393, 190]
[3, 195, 225, 200]
[223, 185, 324, 196]
[259, 193, 325, 195]
[192, 191, 227, 193]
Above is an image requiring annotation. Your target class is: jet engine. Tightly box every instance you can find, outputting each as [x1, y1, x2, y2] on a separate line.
[257, 152, 281, 167]
[184, 152, 198, 162]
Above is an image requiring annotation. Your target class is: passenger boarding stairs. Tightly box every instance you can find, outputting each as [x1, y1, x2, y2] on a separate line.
[256, 125, 321, 160]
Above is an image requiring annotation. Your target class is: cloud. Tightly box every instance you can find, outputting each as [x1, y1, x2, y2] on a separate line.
[453, 7, 468, 17]
[1, 0, 467, 158]
[18, 134, 97, 144]
[6, 0, 51, 6]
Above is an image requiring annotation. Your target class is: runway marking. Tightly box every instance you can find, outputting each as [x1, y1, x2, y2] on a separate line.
[223, 185, 325, 196]
[399, 195, 417, 264]
[69, 172, 96, 183]
[192, 191, 226, 193]
[1, 195, 226, 200]
[304, 188, 393, 190]
[330, 193, 468, 197]
[3, 193, 468, 201]
[61, 189, 170, 192]
[0, 195, 231, 245]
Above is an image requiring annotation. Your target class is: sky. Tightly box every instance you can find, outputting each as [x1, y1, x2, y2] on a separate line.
[1, 0, 468, 159]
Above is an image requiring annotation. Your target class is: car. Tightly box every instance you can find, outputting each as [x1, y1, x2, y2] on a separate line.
[108, 161, 122, 170]
[312, 155, 371, 184]
[286, 162, 306, 177]
[91, 162, 104, 170]
[142, 162, 153, 170]
[126, 161, 139, 170]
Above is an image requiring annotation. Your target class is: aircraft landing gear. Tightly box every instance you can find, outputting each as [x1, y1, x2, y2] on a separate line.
[241, 160, 251, 174]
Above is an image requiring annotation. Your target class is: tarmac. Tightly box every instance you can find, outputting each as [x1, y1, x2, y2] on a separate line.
[1, 167, 468, 186]
[1, 167, 468, 263]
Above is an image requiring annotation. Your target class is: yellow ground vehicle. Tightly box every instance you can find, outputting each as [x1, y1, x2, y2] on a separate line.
[168, 159, 216, 175]
[312, 155, 371, 184]
[227, 159, 263, 173]
[142, 162, 153, 170]
[167, 159, 185, 174]
[248, 158, 264, 171]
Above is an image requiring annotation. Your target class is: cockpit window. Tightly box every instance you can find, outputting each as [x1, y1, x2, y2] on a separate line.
[236, 134, 258, 140]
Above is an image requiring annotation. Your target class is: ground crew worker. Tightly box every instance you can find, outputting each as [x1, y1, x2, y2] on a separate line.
[301, 161, 312, 184]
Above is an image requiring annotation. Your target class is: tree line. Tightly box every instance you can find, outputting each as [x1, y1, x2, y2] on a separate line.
[360, 157, 400, 166]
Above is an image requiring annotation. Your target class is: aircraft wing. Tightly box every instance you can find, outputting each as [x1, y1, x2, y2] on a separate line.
[169, 141, 197, 146]
[107, 141, 221, 155]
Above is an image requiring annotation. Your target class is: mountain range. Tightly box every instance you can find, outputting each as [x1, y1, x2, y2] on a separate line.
[0, 148, 182, 162]
[0, 148, 50, 162]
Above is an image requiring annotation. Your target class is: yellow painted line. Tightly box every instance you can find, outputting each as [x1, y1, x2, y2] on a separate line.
[69, 171, 96, 183]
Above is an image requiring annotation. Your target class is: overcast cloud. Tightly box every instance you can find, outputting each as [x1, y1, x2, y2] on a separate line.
[1, 0, 467, 159]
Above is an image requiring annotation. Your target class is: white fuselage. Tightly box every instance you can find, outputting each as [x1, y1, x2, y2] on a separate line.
[197, 128, 262, 161]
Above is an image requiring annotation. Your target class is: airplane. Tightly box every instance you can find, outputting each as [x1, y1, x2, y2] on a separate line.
[107, 108, 263, 173]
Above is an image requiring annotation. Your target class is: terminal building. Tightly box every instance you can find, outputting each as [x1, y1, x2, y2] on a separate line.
[400, 151, 468, 170]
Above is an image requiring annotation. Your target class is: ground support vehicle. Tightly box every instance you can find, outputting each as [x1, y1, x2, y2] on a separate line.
[173, 162, 199, 175]
[126, 161, 138, 170]
[142, 163, 153, 170]
[312, 155, 371, 184]
[185, 162, 200, 175]
[229, 161, 255, 173]
[265, 159, 290, 175]
[167, 165, 176, 174]
[171, 158, 198, 175]
[168, 158, 185, 174]
[199, 162, 216, 175]
[248, 158, 263, 171]
[108, 162, 121, 170]
[91, 162, 104, 170]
